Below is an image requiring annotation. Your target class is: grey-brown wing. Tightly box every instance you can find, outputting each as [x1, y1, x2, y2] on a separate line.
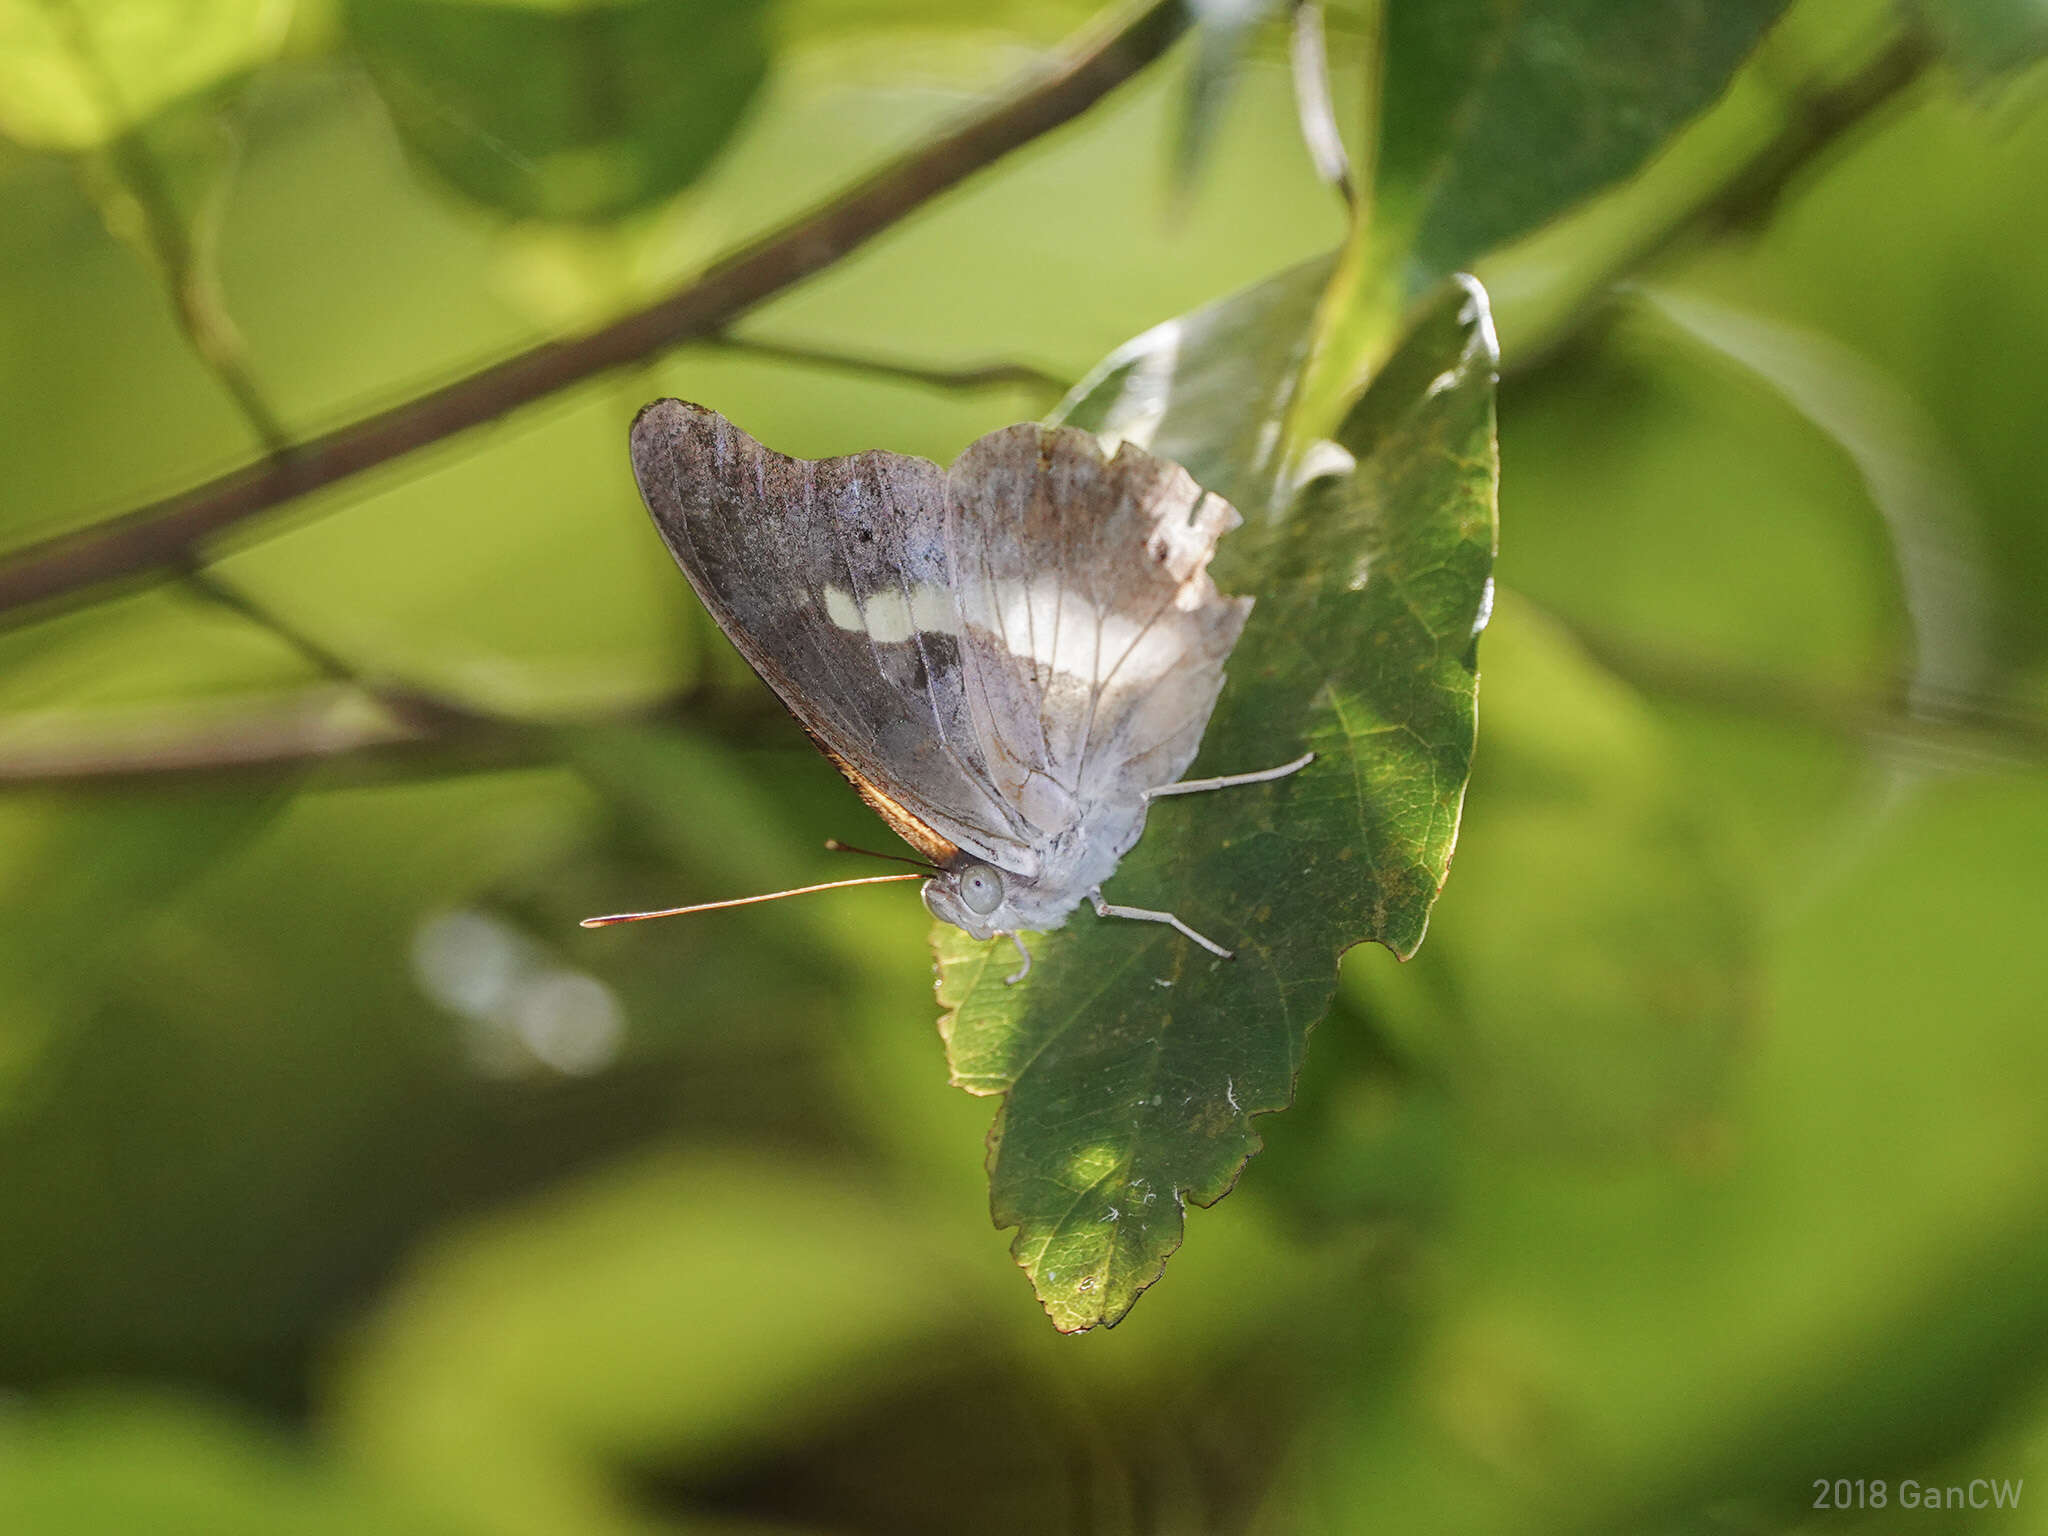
[941, 424, 1251, 841]
[628, 399, 1036, 872]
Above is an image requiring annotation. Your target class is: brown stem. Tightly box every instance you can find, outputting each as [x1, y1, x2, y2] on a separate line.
[0, 0, 1185, 621]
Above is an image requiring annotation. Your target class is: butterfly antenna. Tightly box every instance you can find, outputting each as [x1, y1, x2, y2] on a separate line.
[822, 838, 941, 872]
[580, 871, 924, 928]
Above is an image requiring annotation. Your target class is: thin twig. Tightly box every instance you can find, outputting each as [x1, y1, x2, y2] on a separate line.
[173, 562, 478, 734]
[0, 0, 1185, 622]
[176, 566, 367, 687]
[698, 333, 1070, 398]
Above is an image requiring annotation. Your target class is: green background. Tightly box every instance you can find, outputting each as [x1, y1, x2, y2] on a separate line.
[3, 0, 2048, 1530]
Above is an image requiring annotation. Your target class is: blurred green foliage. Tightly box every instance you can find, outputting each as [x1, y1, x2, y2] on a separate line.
[0, 0, 287, 149]
[344, 0, 774, 221]
[3, 1, 2048, 1533]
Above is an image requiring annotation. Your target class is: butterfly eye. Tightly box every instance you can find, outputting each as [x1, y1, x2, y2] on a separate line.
[958, 863, 1005, 916]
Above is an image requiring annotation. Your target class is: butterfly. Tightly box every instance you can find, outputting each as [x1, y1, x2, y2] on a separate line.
[584, 399, 1310, 982]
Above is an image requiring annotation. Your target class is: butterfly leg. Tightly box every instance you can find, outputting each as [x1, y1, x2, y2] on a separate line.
[1144, 750, 1314, 801]
[1089, 888, 1233, 960]
[1004, 932, 1033, 986]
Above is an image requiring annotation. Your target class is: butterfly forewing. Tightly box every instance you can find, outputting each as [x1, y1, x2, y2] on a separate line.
[629, 400, 1028, 869]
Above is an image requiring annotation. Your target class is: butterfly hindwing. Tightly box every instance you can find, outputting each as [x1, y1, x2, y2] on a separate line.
[943, 425, 1251, 847]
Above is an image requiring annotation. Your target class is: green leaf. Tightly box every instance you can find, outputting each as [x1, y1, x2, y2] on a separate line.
[0, 0, 285, 150]
[343, 0, 774, 222]
[937, 273, 1498, 1330]
[1374, 0, 1793, 285]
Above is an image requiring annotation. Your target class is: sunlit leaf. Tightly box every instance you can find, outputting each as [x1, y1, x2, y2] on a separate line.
[938, 273, 1497, 1330]
[343, 0, 774, 221]
[0, 0, 286, 151]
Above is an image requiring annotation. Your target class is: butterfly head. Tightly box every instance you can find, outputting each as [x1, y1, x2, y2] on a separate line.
[921, 858, 1021, 941]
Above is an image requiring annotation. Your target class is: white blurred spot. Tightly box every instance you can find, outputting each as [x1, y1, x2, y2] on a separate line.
[413, 909, 523, 1018]
[510, 971, 623, 1076]
[1254, 416, 1282, 468]
[413, 908, 626, 1079]
[1641, 287, 1988, 727]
